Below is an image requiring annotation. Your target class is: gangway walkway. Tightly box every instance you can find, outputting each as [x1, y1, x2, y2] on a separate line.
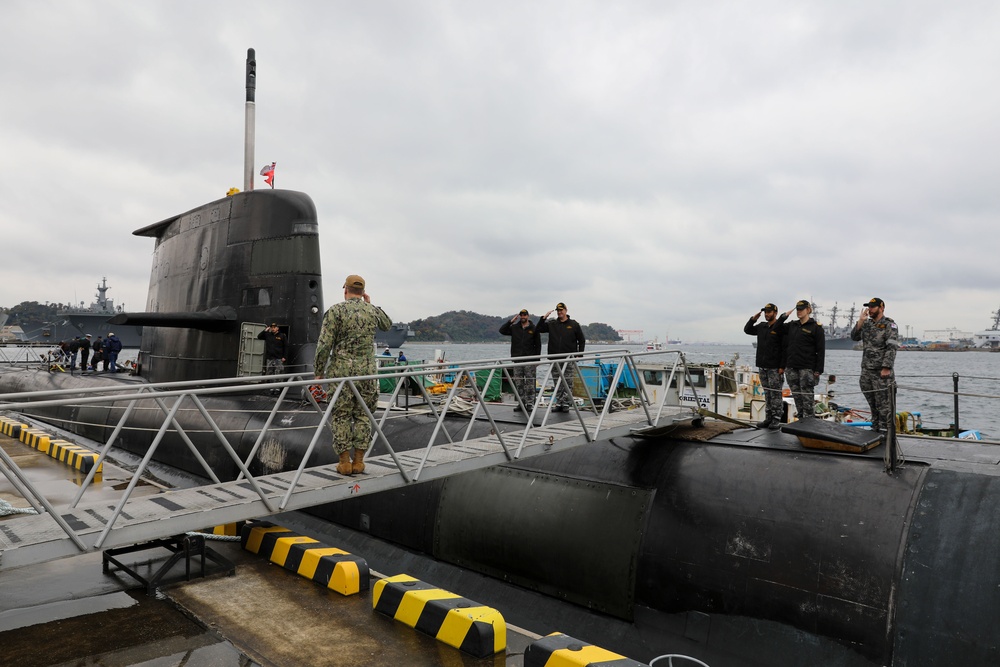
[0, 348, 697, 570]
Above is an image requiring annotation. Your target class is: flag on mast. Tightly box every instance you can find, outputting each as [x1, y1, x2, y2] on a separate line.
[260, 162, 276, 188]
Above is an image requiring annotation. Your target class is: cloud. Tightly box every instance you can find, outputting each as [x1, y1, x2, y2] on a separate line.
[2, 1, 999, 342]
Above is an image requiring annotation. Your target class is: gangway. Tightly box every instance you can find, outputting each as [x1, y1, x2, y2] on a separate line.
[0, 349, 697, 571]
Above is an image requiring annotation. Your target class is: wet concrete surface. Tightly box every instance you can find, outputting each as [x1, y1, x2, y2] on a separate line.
[0, 431, 535, 666]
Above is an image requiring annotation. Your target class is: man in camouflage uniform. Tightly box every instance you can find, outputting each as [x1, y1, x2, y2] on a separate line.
[744, 303, 788, 429]
[499, 309, 542, 411]
[782, 300, 825, 421]
[313, 274, 392, 475]
[850, 297, 898, 432]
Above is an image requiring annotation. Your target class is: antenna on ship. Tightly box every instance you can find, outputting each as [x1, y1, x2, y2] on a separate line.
[829, 302, 839, 330]
[243, 48, 256, 191]
[991, 306, 1000, 331]
[846, 304, 857, 329]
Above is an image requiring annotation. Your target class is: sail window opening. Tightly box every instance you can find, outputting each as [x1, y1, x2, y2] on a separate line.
[242, 287, 272, 307]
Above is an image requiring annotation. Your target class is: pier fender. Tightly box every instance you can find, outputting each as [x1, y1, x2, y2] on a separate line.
[20, 428, 50, 453]
[372, 573, 506, 658]
[47, 439, 102, 473]
[240, 521, 369, 595]
[524, 632, 648, 667]
[0, 417, 26, 438]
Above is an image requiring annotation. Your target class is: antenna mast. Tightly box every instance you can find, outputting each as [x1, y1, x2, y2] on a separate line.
[243, 48, 256, 191]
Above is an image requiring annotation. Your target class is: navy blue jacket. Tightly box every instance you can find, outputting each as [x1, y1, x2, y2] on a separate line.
[782, 318, 825, 374]
[744, 313, 788, 368]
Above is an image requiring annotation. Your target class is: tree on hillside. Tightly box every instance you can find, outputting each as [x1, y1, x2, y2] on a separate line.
[409, 310, 509, 343]
[406, 310, 624, 343]
[6, 301, 61, 325]
[581, 322, 623, 342]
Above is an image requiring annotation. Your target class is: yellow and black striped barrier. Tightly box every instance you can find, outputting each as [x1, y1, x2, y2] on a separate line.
[372, 574, 506, 658]
[0, 416, 26, 438]
[524, 632, 649, 667]
[210, 522, 245, 537]
[19, 428, 50, 451]
[17, 428, 102, 474]
[240, 521, 369, 596]
[47, 440, 102, 474]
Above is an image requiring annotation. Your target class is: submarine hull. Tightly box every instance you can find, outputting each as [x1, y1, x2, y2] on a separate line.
[3, 186, 999, 665]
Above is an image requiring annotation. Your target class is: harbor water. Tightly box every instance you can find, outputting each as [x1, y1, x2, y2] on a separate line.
[403, 342, 1000, 438]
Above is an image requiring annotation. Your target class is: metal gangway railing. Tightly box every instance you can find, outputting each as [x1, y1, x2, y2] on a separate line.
[0, 348, 699, 570]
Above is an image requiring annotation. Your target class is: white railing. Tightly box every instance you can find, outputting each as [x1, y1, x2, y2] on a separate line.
[0, 348, 696, 554]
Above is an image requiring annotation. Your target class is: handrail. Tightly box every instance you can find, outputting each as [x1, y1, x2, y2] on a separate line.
[0, 348, 690, 556]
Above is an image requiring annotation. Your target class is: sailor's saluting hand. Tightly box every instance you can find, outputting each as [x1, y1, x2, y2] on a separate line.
[858, 306, 868, 325]
[544, 310, 553, 319]
[752, 310, 762, 321]
[510, 314, 520, 323]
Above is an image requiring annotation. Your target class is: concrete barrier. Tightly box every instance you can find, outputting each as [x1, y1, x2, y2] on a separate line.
[240, 521, 369, 595]
[0, 416, 26, 438]
[372, 573, 506, 658]
[524, 632, 648, 667]
[14, 426, 101, 474]
[47, 440, 102, 473]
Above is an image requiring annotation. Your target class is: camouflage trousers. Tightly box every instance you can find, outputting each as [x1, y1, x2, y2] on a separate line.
[511, 363, 537, 407]
[860, 371, 895, 430]
[329, 378, 378, 454]
[758, 367, 784, 421]
[264, 358, 285, 376]
[551, 362, 575, 409]
[785, 368, 816, 420]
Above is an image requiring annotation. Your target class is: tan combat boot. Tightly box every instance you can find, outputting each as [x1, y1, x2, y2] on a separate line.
[336, 450, 353, 475]
[352, 448, 366, 474]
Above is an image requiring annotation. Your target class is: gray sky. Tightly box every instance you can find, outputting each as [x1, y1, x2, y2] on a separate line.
[3, 1, 999, 343]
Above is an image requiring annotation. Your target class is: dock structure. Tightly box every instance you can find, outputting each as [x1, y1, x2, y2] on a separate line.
[0, 349, 695, 571]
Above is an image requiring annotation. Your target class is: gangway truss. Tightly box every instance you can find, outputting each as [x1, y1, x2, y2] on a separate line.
[0, 348, 697, 570]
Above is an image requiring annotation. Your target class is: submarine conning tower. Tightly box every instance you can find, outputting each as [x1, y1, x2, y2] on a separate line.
[122, 189, 323, 384]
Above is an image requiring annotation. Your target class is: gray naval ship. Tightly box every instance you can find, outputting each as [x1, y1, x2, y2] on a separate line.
[13, 277, 142, 348]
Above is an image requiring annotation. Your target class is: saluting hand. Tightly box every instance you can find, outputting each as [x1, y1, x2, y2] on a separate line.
[511, 315, 519, 323]
[752, 311, 761, 321]
[362, 292, 371, 303]
[544, 310, 553, 319]
[859, 307, 868, 324]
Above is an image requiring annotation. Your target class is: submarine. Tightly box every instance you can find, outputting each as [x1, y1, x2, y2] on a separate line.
[2, 50, 1000, 666]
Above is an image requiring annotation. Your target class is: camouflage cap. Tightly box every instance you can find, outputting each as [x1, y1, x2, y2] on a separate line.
[343, 274, 366, 290]
[865, 297, 884, 308]
[795, 300, 810, 310]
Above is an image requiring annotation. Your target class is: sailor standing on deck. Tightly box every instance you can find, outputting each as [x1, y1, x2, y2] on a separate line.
[850, 297, 898, 432]
[499, 309, 542, 411]
[538, 302, 586, 412]
[313, 274, 392, 476]
[782, 300, 825, 421]
[257, 323, 287, 393]
[105, 333, 123, 373]
[744, 303, 788, 429]
[79, 334, 93, 372]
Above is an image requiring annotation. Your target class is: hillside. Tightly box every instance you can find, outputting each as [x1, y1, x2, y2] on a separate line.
[407, 310, 622, 343]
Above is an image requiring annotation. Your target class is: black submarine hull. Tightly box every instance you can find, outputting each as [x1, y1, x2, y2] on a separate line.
[312, 424, 1000, 666]
[3, 187, 998, 665]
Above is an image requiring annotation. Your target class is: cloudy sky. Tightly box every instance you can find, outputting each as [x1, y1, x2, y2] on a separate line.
[3, 1, 999, 343]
